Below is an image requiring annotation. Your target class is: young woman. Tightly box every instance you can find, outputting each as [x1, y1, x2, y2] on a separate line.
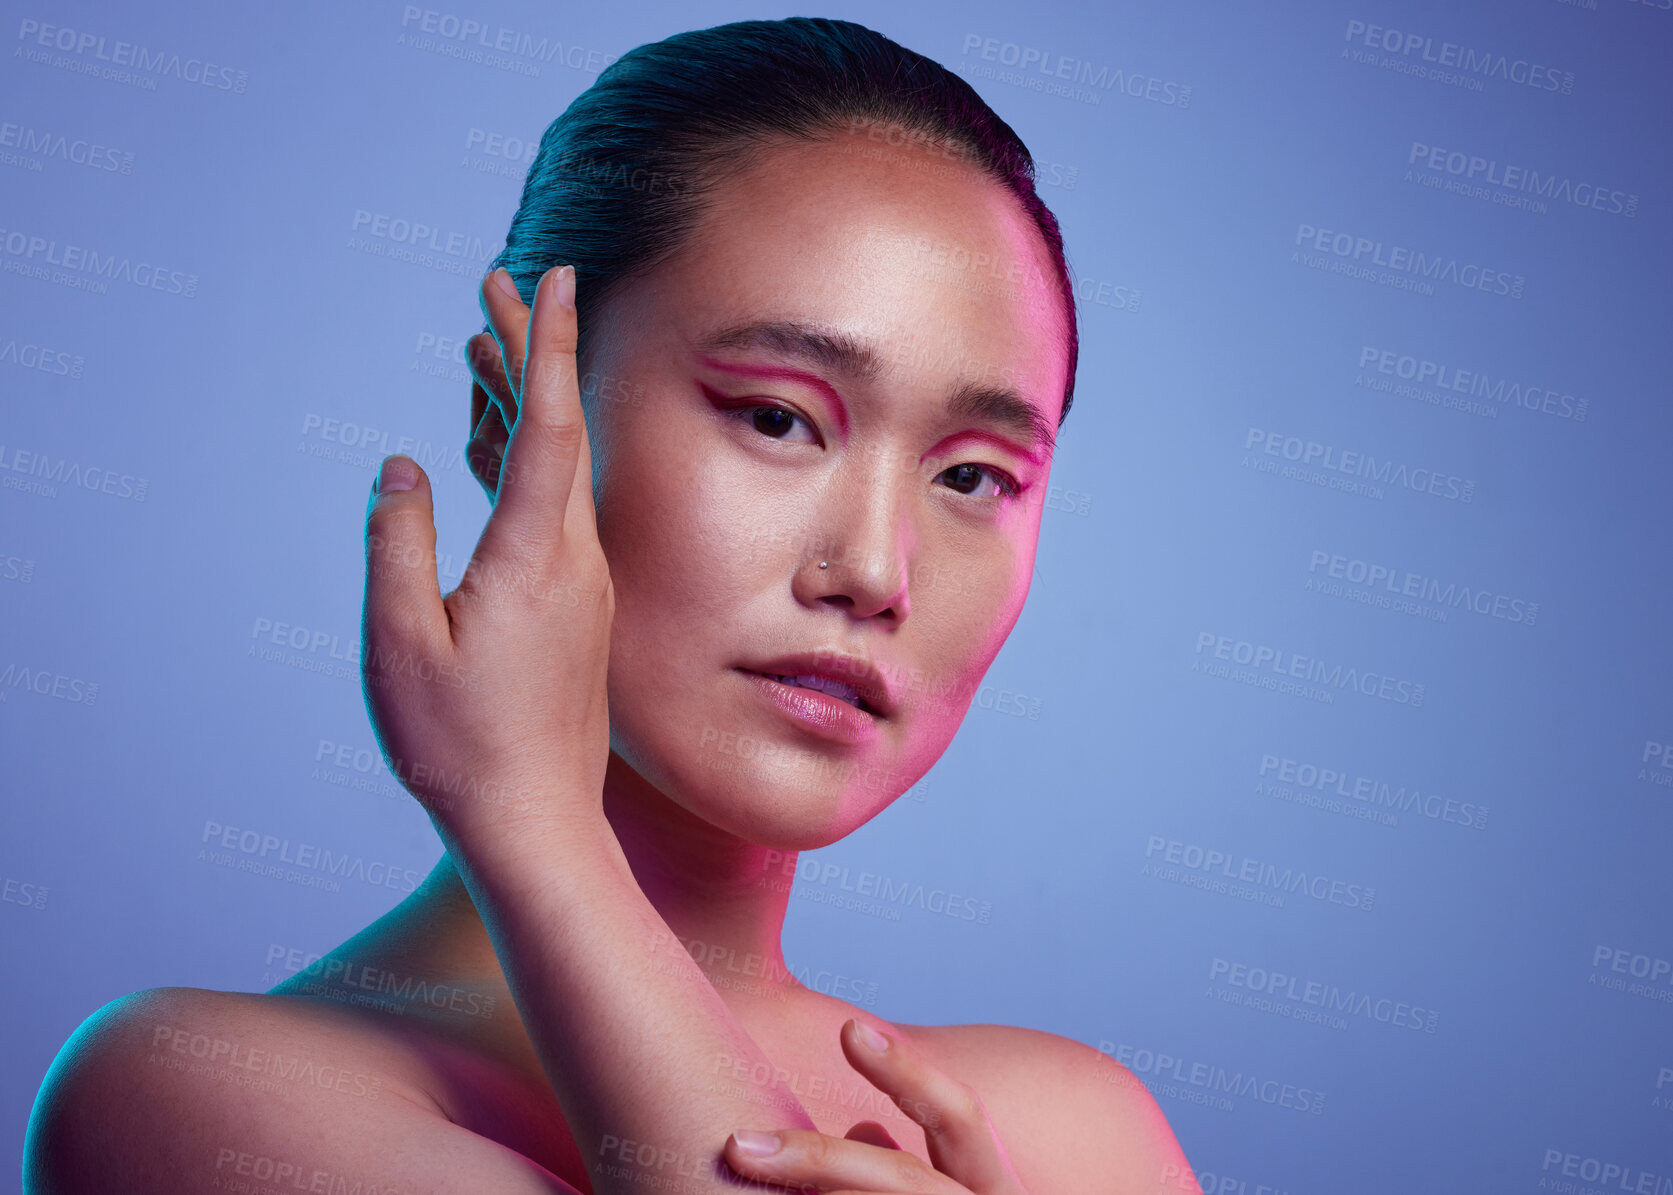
[26, 17, 1201, 1195]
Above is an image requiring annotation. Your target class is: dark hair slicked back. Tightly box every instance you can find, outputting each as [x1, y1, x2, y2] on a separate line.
[490, 16, 1079, 425]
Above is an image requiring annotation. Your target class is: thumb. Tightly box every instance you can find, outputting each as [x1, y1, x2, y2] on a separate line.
[362, 455, 448, 692]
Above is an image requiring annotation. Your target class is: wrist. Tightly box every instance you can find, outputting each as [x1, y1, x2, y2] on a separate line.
[439, 791, 626, 894]
[422, 757, 602, 842]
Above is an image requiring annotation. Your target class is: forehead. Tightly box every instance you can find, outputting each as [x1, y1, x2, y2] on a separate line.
[654, 129, 1069, 425]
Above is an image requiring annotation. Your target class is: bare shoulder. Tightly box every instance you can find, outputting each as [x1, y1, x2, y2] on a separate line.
[893, 1021, 1204, 1195]
[23, 985, 579, 1195]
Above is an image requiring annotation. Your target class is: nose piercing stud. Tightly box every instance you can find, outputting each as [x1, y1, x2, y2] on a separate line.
[819, 561, 828, 569]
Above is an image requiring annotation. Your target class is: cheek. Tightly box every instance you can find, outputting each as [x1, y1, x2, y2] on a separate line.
[595, 423, 783, 691]
[899, 549, 1028, 721]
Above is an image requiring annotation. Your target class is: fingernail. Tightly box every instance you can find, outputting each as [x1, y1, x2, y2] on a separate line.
[731, 1130, 780, 1157]
[379, 455, 417, 493]
[855, 1021, 889, 1052]
[553, 264, 575, 309]
[490, 267, 520, 302]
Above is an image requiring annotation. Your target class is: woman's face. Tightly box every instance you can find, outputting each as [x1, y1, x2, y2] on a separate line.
[550, 127, 1067, 850]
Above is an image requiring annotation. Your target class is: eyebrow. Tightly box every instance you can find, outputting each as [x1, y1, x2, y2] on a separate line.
[692, 319, 1056, 462]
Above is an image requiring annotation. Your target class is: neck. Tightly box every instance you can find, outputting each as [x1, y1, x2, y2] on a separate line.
[423, 749, 804, 1004]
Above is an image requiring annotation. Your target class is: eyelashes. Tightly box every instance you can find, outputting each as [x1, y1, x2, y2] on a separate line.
[725, 402, 818, 445]
[720, 401, 1024, 502]
[939, 462, 1022, 501]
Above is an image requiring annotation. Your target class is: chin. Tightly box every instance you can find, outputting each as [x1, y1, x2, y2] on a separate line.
[612, 719, 887, 851]
[683, 754, 883, 851]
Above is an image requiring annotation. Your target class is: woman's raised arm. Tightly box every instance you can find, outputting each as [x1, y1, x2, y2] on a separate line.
[359, 263, 820, 1194]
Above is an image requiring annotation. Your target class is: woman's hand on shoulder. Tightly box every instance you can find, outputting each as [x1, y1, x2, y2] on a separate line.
[718, 1018, 1203, 1195]
[361, 265, 614, 852]
[719, 1016, 1028, 1195]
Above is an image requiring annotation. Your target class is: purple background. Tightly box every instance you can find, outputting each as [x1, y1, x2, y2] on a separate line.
[4, 2, 1670, 1192]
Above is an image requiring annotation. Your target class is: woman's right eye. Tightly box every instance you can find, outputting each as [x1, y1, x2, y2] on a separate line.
[725, 402, 820, 445]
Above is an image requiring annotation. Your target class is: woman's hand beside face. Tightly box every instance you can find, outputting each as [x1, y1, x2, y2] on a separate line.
[360, 265, 615, 847]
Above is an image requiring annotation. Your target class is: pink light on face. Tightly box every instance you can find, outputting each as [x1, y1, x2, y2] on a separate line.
[573, 130, 1065, 848]
[693, 353, 1050, 475]
[693, 355, 852, 439]
[920, 427, 1045, 471]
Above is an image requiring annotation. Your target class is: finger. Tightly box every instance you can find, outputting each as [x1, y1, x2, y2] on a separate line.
[475, 267, 596, 532]
[478, 268, 529, 414]
[362, 454, 450, 691]
[838, 1020, 1021, 1194]
[480, 264, 595, 565]
[466, 382, 509, 499]
[469, 346, 489, 436]
[518, 263, 599, 536]
[468, 329, 518, 429]
[724, 1128, 963, 1195]
[843, 1121, 902, 1151]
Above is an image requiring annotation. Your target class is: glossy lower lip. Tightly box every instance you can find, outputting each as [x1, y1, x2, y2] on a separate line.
[735, 668, 882, 745]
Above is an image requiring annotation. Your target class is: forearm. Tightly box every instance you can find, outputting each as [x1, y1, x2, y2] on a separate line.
[446, 810, 816, 1195]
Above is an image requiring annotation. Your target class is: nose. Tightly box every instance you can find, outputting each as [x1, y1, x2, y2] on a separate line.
[794, 450, 912, 623]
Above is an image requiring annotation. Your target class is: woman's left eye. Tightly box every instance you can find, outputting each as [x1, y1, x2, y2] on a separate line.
[937, 462, 1022, 501]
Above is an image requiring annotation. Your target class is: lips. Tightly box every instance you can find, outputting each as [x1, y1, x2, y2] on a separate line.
[761, 672, 867, 709]
[739, 652, 898, 719]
